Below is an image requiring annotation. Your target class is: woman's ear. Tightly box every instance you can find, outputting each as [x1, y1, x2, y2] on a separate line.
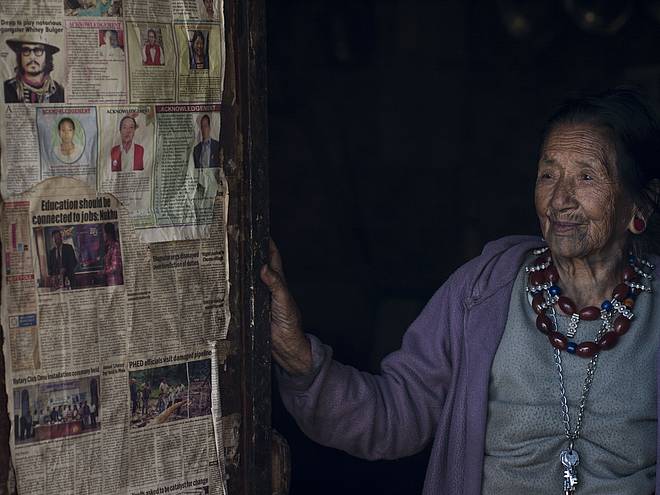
[629, 179, 660, 234]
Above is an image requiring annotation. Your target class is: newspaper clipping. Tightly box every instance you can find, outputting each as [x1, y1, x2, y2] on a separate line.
[0, 0, 230, 491]
[2, 178, 229, 494]
[0, 0, 227, 242]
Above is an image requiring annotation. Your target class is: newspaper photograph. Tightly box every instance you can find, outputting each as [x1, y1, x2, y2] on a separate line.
[174, 23, 224, 102]
[36, 107, 99, 187]
[1, 0, 230, 489]
[65, 19, 128, 104]
[0, 21, 66, 104]
[0, 0, 227, 242]
[97, 105, 155, 225]
[125, 22, 177, 103]
[1, 177, 229, 495]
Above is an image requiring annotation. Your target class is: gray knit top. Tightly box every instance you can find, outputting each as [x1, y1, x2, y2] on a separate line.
[482, 255, 659, 494]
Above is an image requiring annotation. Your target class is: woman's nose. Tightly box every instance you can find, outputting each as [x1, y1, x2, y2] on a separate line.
[550, 178, 577, 210]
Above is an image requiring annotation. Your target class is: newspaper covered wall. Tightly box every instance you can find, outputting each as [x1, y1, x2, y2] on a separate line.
[2, 178, 229, 494]
[0, 0, 226, 243]
[0, 0, 231, 492]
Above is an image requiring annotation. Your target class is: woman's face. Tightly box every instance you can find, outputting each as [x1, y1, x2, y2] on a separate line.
[535, 123, 635, 260]
[59, 121, 74, 145]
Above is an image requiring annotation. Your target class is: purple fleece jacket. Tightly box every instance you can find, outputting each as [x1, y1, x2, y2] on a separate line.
[276, 236, 660, 494]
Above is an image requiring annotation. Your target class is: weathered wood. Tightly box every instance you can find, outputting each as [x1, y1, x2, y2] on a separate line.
[236, 0, 272, 494]
[223, 0, 271, 493]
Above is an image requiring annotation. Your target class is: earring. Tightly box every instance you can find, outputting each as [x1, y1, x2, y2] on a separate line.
[633, 217, 647, 234]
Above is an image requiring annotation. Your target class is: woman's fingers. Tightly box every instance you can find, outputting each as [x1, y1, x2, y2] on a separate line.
[261, 240, 312, 375]
[260, 263, 281, 291]
[267, 239, 286, 281]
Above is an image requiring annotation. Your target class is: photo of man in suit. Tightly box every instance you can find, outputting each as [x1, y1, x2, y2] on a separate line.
[111, 115, 144, 172]
[47, 230, 78, 289]
[4, 36, 65, 104]
[193, 114, 220, 168]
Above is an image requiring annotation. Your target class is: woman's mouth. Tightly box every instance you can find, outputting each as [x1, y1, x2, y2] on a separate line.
[550, 220, 583, 235]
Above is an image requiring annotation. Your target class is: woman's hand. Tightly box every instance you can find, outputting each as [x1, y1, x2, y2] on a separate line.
[260, 240, 313, 375]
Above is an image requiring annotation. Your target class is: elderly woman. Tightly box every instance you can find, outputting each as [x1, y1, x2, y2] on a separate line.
[261, 89, 660, 494]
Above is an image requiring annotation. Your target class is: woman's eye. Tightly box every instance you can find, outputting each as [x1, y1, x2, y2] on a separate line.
[581, 174, 593, 181]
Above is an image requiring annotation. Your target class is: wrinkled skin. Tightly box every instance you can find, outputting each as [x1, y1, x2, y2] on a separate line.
[260, 240, 312, 375]
[535, 123, 638, 306]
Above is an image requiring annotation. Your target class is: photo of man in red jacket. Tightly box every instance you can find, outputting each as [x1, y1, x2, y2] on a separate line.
[110, 115, 144, 172]
[142, 28, 164, 66]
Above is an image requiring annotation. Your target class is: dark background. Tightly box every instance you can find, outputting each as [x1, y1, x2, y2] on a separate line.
[266, 1, 660, 493]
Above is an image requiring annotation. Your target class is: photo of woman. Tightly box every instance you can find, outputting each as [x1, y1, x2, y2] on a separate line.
[189, 30, 209, 70]
[53, 117, 84, 164]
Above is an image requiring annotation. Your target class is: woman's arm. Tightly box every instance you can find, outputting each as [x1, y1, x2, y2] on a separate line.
[261, 240, 455, 460]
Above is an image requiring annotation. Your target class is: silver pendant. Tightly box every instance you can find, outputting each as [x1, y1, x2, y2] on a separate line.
[560, 449, 579, 494]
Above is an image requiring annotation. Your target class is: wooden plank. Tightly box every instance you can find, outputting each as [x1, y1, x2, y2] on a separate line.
[222, 0, 271, 493]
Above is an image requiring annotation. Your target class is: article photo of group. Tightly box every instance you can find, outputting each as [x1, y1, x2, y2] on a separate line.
[0, 32, 67, 104]
[13, 376, 100, 445]
[129, 359, 212, 429]
[64, 0, 122, 17]
[33, 222, 124, 291]
[36, 108, 98, 186]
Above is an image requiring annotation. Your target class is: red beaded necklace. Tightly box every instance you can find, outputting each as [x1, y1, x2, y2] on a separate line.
[526, 247, 654, 358]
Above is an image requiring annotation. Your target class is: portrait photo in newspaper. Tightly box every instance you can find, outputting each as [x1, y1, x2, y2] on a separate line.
[192, 112, 220, 169]
[141, 26, 165, 66]
[98, 28, 125, 60]
[150, 104, 220, 235]
[32, 221, 124, 291]
[0, 30, 66, 104]
[36, 107, 98, 186]
[129, 359, 212, 429]
[62, 19, 128, 104]
[98, 106, 155, 220]
[64, 0, 122, 17]
[125, 22, 177, 102]
[198, 0, 218, 21]
[174, 23, 224, 102]
[13, 375, 100, 445]
[190, 110, 221, 226]
[188, 30, 209, 70]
